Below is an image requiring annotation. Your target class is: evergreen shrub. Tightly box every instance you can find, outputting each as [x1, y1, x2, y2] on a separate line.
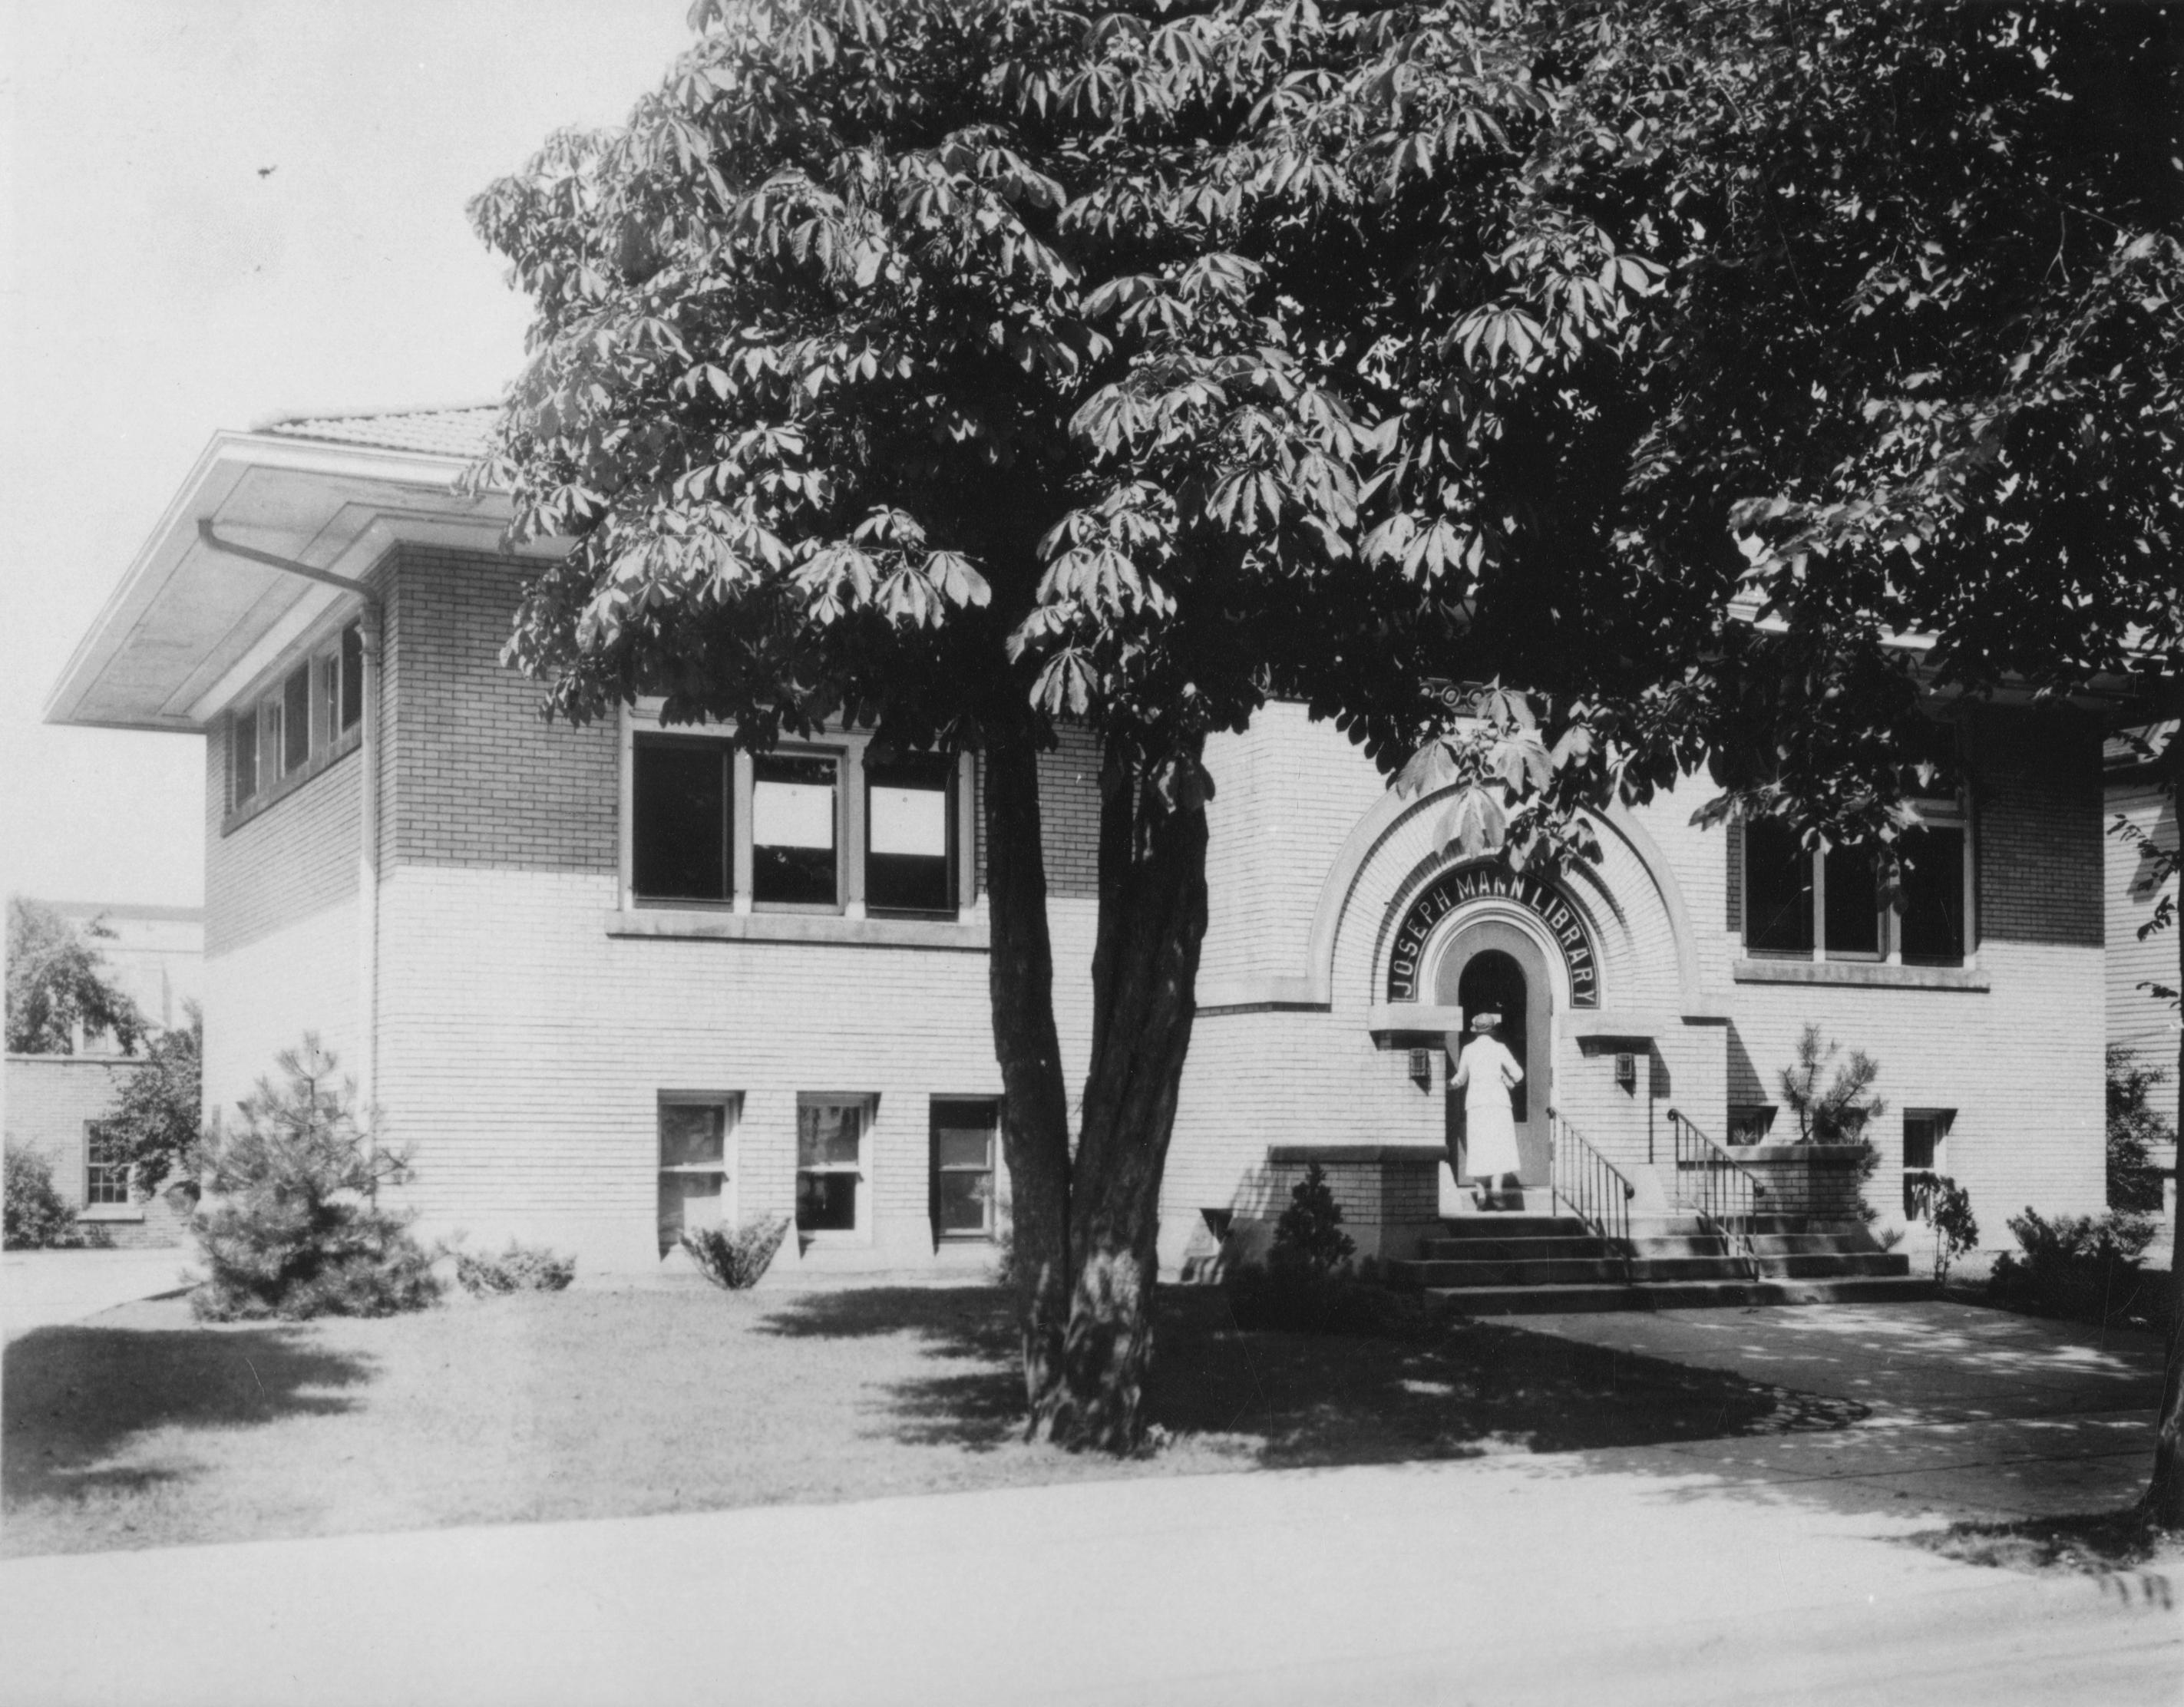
[1224, 1164, 1411, 1333]
[683, 1213, 791, 1289]
[456, 1239, 577, 1296]
[188, 1037, 440, 1322]
[1989, 1207, 2162, 1329]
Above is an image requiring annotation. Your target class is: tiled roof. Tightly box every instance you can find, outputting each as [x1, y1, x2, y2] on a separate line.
[259, 404, 501, 459]
[2104, 720, 2176, 771]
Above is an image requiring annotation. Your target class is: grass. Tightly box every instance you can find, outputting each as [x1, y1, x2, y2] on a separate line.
[1916, 1508, 2184, 1578]
[5, 1281, 1865, 1558]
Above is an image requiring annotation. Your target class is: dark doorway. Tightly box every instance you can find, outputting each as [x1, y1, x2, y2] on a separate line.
[1456, 949, 1528, 1123]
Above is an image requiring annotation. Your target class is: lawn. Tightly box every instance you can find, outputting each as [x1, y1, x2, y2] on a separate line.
[4, 1282, 1862, 1557]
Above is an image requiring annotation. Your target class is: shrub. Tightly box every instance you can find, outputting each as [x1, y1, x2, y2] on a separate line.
[105, 1005, 203, 1196]
[1908, 1174, 1980, 1283]
[1270, 1163, 1356, 1278]
[1988, 1207, 2161, 1328]
[683, 1213, 791, 1289]
[188, 1037, 441, 1322]
[3, 1142, 104, 1249]
[2106, 1045, 2172, 1214]
[456, 1239, 577, 1296]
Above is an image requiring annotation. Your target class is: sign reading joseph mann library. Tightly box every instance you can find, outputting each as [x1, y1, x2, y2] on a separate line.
[1386, 863, 1601, 1007]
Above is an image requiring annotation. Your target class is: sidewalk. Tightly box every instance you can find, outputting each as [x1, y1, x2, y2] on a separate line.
[2, 1448, 2176, 1707]
[2, 1248, 193, 1339]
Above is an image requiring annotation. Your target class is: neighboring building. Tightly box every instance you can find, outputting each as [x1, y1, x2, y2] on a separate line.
[3, 902, 202, 1246]
[44, 408, 2118, 1280]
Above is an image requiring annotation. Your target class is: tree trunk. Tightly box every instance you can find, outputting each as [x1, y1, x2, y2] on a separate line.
[1029, 739, 1211, 1452]
[980, 725, 1075, 1416]
[2142, 733, 2184, 1530]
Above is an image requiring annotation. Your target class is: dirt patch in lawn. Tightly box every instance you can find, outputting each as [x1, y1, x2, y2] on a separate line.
[5, 1284, 1857, 1557]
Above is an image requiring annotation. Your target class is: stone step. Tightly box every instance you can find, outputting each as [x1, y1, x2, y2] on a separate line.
[1432, 1216, 1592, 1241]
[1422, 1274, 1938, 1316]
[1752, 1251, 1912, 1279]
[1396, 1257, 1631, 1288]
[1747, 1232, 1879, 1256]
[1416, 1235, 1616, 1262]
[1626, 1236, 1738, 1260]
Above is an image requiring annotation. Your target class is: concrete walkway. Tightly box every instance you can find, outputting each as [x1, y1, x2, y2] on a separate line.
[2, 1247, 193, 1339]
[1, 1298, 2176, 1705]
[1519, 1299, 2168, 1519]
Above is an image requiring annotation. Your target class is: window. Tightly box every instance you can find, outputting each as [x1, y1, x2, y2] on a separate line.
[84, 1121, 131, 1207]
[869, 759, 956, 914]
[1743, 820, 1813, 954]
[930, 1099, 999, 1240]
[1902, 1108, 1954, 1217]
[339, 622, 364, 731]
[626, 723, 965, 919]
[1742, 804, 1969, 966]
[658, 1096, 735, 1256]
[633, 738, 731, 903]
[1727, 1104, 1778, 1147]
[797, 1096, 869, 1233]
[226, 619, 366, 816]
[754, 754, 839, 906]
[232, 708, 259, 807]
[281, 664, 312, 774]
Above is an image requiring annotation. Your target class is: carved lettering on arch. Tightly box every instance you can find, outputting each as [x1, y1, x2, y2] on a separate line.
[1383, 864, 1601, 1007]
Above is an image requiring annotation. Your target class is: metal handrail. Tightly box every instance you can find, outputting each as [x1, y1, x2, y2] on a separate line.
[1667, 1108, 1765, 1278]
[1547, 1108, 1637, 1276]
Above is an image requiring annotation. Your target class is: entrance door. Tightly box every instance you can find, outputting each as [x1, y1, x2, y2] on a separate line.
[1435, 924, 1554, 1186]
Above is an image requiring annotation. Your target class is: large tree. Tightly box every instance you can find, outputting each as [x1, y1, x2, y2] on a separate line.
[473, 0, 2184, 1477]
[5, 898, 146, 1057]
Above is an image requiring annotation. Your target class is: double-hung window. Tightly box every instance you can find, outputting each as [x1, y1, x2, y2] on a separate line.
[930, 1098, 1000, 1240]
[658, 1095, 736, 1256]
[1902, 1109, 1954, 1217]
[797, 1096, 871, 1233]
[84, 1121, 131, 1207]
[1742, 803, 1970, 966]
[867, 758, 956, 915]
[753, 754, 839, 907]
[633, 738, 732, 903]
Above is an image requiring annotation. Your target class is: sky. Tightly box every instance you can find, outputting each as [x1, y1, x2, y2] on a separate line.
[0, 0, 696, 910]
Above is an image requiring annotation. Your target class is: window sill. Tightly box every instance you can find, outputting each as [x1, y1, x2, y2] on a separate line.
[606, 908, 987, 950]
[77, 1206, 147, 1223]
[222, 729, 360, 836]
[1732, 959, 1988, 992]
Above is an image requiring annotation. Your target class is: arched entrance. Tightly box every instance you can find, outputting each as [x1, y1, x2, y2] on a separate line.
[1434, 920, 1555, 1187]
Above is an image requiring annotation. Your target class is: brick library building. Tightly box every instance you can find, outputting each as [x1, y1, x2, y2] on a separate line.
[45, 408, 2115, 1299]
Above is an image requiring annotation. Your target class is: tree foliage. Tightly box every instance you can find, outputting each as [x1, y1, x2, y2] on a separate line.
[2106, 1043, 2173, 1216]
[104, 1002, 203, 1197]
[5, 898, 147, 1057]
[471, 0, 2183, 1451]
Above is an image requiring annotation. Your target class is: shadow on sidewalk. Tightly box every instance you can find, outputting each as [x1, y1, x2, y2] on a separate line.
[4, 1325, 371, 1505]
[757, 1286, 1868, 1465]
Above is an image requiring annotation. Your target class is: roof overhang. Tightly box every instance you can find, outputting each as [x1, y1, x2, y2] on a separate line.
[45, 431, 561, 733]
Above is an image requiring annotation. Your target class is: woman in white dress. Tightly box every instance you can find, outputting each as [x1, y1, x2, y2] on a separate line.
[1451, 1012, 1525, 1211]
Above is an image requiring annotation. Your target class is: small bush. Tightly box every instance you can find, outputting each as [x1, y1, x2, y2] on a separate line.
[3, 1142, 104, 1249]
[1988, 1207, 2161, 1328]
[456, 1239, 577, 1296]
[189, 1036, 441, 1322]
[683, 1213, 791, 1289]
[1777, 1025, 1889, 1222]
[1270, 1163, 1356, 1279]
[1908, 1174, 1980, 1283]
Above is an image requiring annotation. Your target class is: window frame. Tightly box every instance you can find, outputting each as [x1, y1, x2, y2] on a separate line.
[1902, 1108, 1956, 1219]
[224, 616, 366, 823]
[83, 1120, 131, 1208]
[796, 1093, 875, 1240]
[866, 756, 960, 918]
[1741, 798, 1974, 968]
[620, 705, 972, 923]
[929, 1097, 1001, 1243]
[657, 1091, 739, 1258]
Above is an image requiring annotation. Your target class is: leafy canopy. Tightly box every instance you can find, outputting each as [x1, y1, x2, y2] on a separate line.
[5, 898, 147, 1057]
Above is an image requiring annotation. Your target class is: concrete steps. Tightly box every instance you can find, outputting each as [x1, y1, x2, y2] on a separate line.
[1385, 1204, 1925, 1315]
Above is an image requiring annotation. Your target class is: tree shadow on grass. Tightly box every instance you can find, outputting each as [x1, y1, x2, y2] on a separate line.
[4, 1324, 372, 1507]
[756, 1285, 1866, 1464]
